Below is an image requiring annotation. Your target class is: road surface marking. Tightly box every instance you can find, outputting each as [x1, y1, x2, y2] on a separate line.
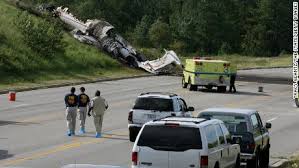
[226, 96, 270, 108]
[267, 117, 278, 122]
[0, 129, 128, 167]
[13, 104, 29, 108]
[226, 90, 289, 108]
[0, 137, 109, 166]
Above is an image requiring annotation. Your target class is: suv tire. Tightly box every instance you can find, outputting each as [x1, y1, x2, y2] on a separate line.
[187, 78, 197, 91]
[205, 85, 213, 90]
[182, 77, 188, 88]
[235, 155, 240, 168]
[217, 86, 226, 93]
[129, 129, 137, 142]
[247, 152, 260, 168]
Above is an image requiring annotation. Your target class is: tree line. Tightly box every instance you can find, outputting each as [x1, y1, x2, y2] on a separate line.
[31, 0, 292, 56]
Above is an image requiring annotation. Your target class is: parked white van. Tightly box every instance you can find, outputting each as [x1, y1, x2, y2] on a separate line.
[128, 92, 194, 142]
[132, 117, 240, 168]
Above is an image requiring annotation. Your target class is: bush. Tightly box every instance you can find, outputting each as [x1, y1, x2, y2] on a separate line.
[169, 40, 186, 54]
[148, 19, 172, 49]
[132, 15, 152, 47]
[219, 42, 233, 55]
[14, 11, 64, 58]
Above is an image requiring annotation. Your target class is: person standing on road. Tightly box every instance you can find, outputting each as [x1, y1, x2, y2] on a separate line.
[64, 87, 78, 136]
[229, 73, 237, 93]
[77, 87, 90, 134]
[88, 90, 108, 138]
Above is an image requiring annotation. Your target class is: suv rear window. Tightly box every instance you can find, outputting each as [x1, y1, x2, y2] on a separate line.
[133, 98, 174, 111]
[137, 125, 202, 151]
[201, 114, 248, 133]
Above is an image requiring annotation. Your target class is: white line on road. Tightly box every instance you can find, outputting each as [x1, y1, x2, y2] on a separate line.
[14, 104, 29, 108]
[267, 117, 278, 122]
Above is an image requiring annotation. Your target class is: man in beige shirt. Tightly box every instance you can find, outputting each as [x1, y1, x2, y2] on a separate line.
[88, 90, 108, 138]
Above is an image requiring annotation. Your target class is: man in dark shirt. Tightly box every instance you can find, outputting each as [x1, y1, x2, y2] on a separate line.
[64, 87, 78, 136]
[229, 73, 237, 93]
[77, 87, 90, 134]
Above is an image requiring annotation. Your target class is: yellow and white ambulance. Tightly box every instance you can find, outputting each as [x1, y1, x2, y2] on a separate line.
[182, 57, 237, 92]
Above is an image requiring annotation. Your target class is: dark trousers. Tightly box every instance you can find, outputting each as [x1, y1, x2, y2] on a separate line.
[229, 84, 236, 92]
[230, 74, 237, 93]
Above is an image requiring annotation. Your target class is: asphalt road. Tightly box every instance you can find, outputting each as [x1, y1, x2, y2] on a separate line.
[0, 68, 296, 168]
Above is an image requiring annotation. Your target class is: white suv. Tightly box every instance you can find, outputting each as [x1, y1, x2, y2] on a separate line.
[132, 117, 240, 168]
[128, 92, 194, 142]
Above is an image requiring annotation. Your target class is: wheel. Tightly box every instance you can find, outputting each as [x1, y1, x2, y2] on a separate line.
[214, 162, 219, 168]
[295, 98, 299, 107]
[129, 129, 137, 142]
[182, 77, 188, 88]
[235, 155, 240, 168]
[260, 147, 270, 168]
[247, 152, 260, 168]
[205, 85, 213, 90]
[189, 84, 197, 91]
[187, 78, 197, 91]
[217, 86, 226, 93]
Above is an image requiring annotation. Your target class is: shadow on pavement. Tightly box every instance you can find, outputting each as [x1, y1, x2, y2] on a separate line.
[237, 75, 291, 85]
[101, 136, 129, 141]
[74, 133, 129, 141]
[197, 88, 270, 96]
[0, 120, 38, 126]
[0, 150, 13, 160]
[233, 91, 270, 96]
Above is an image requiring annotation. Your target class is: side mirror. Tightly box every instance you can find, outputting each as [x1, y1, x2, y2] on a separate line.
[187, 107, 194, 111]
[265, 122, 272, 129]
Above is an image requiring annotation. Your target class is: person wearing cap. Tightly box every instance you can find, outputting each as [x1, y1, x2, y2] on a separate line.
[64, 87, 78, 136]
[88, 90, 108, 138]
[77, 87, 90, 134]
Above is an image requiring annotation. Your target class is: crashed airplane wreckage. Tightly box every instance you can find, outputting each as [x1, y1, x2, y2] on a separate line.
[31, 4, 181, 74]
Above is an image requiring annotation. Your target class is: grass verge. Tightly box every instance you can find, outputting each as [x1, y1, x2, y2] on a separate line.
[0, 1, 292, 92]
[0, 1, 145, 91]
[140, 48, 291, 69]
[284, 155, 299, 168]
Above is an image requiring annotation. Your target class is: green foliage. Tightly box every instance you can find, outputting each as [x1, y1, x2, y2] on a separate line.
[169, 40, 186, 54]
[219, 42, 233, 55]
[0, 0, 131, 86]
[25, 0, 291, 56]
[241, 0, 291, 56]
[14, 11, 64, 57]
[132, 15, 152, 47]
[149, 19, 172, 48]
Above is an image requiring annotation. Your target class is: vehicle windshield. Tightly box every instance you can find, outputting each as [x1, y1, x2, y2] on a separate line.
[200, 113, 248, 133]
[137, 125, 202, 151]
[133, 97, 174, 111]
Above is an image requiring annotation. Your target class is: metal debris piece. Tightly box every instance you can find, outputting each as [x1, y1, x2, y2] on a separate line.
[53, 6, 181, 74]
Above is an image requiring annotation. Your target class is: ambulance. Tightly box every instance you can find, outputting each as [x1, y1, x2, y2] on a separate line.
[182, 57, 237, 92]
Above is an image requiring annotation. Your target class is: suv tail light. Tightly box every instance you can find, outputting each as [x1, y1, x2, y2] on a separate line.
[128, 111, 133, 123]
[132, 152, 138, 165]
[165, 123, 180, 127]
[248, 143, 255, 150]
[200, 156, 208, 168]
